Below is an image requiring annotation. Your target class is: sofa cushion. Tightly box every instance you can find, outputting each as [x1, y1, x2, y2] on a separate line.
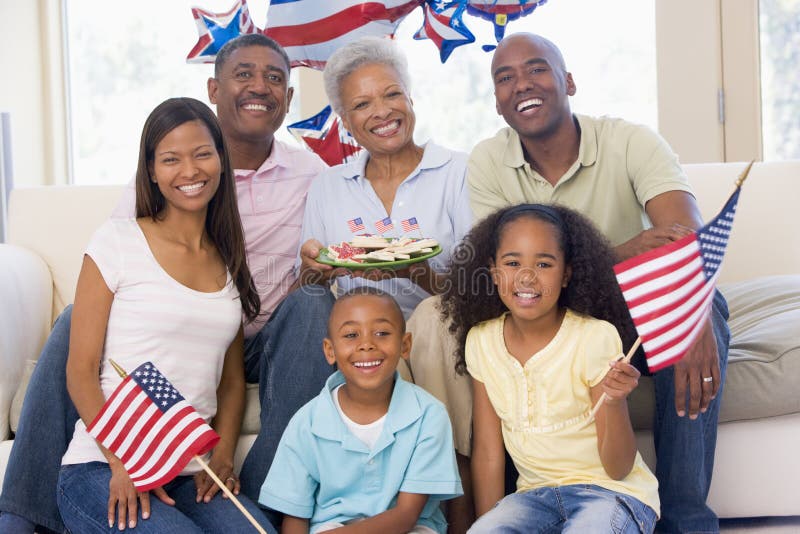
[629, 274, 800, 429]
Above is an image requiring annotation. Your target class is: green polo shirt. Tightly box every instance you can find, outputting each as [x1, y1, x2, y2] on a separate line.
[467, 114, 693, 246]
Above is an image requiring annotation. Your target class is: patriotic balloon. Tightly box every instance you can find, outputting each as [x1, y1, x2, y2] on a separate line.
[286, 105, 363, 166]
[263, 0, 422, 69]
[186, 0, 260, 64]
[414, 0, 476, 63]
[467, 0, 547, 48]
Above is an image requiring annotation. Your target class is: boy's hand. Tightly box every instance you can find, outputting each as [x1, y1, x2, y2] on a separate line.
[601, 360, 640, 406]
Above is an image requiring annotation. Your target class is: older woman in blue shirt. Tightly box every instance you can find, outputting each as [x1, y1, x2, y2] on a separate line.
[298, 36, 473, 316]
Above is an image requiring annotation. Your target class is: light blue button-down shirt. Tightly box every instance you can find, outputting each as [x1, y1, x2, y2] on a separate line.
[259, 371, 463, 533]
[299, 142, 474, 318]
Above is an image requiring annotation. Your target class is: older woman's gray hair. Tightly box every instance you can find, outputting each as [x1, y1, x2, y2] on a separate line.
[323, 36, 412, 116]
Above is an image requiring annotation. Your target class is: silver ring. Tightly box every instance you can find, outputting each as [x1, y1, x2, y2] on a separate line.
[702, 376, 713, 383]
[226, 477, 236, 483]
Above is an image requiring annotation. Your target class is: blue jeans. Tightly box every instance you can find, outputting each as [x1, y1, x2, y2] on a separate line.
[0, 306, 76, 533]
[469, 484, 657, 534]
[238, 287, 335, 502]
[0, 288, 334, 532]
[57, 462, 275, 533]
[651, 290, 730, 534]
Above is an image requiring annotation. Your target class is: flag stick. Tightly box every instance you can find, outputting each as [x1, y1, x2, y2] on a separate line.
[194, 455, 267, 534]
[108, 360, 266, 533]
[583, 337, 642, 426]
[735, 160, 754, 188]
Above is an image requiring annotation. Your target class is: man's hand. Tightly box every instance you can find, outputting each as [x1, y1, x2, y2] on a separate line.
[615, 223, 694, 261]
[672, 319, 720, 419]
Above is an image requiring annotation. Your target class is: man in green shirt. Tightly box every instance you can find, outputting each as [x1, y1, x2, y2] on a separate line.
[467, 32, 730, 533]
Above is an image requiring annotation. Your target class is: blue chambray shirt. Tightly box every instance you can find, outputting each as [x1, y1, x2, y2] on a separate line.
[259, 371, 463, 533]
[298, 141, 474, 318]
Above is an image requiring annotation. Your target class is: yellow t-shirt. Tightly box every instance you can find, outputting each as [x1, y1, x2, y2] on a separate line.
[467, 114, 693, 247]
[465, 309, 660, 516]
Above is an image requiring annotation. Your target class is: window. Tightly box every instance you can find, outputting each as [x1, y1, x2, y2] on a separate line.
[759, 0, 800, 161]
[64, 0, 300, 185]
[393, 0, 657, 153]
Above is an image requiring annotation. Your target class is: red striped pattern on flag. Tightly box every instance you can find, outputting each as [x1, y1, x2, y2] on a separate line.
[88, 363, 220, 491]
[615, 234, 717, 371]
[375, 217, 394, 234]
[264, 0, 419, 69]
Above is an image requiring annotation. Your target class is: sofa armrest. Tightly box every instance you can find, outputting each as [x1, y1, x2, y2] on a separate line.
[0, 244, 53, 440]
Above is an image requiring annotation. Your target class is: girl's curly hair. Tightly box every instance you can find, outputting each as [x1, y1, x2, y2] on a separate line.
[440, 203, 638, 374]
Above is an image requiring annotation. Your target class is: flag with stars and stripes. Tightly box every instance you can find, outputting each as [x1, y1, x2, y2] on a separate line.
[347, 217, 366, 233]
[87, 362, 220, 491]
[375, 216, 394, 234]
[401, 217, 420, 233]
[614, 187, 740, 371]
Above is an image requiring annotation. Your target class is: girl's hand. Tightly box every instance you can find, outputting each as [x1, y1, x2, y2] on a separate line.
[601, 360, 641, 405]
[194, 455, 239, 503]
[107, 461, 174, 529]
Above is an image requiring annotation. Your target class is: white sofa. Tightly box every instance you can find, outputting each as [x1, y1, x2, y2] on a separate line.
[1, 162, 798, 520]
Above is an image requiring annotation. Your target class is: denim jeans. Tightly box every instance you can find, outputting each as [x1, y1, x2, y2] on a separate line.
[57, 462, 276, 533]
[0, 287, 334, 533]
[0, 306, 76, 533]
[650, 290, 730, 534]
[469, 484, 657, 534]
[237, 287, 335, 503]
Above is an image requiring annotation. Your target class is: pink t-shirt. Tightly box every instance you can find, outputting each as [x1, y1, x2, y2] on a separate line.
[113, 140, 327, 338]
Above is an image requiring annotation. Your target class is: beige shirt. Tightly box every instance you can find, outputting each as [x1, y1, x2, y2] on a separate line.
[466, 310, 660, 515]
[468, 114, 693, 246]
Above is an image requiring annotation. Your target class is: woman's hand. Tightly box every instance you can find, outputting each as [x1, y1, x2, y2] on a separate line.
[299, 239, 350, 285]
[107, 459, 175, 530]
[194, 454, 239, 503]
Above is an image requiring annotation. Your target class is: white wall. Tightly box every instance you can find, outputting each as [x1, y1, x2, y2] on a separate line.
[0, 0, 67, 187]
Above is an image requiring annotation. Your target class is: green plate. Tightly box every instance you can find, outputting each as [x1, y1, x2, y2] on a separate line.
[316, 244, 442, 270]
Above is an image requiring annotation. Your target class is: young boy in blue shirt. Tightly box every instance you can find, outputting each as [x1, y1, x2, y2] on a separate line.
[259, 287, 463, 533]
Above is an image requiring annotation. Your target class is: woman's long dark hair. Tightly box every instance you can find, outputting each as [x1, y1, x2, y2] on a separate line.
[440, 203, 637, 374]
[134, 97, 260, 323]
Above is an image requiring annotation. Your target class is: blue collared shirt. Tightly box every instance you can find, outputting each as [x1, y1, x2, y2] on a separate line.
[259, 371, 463, 534]
[299, 142, 474, 318]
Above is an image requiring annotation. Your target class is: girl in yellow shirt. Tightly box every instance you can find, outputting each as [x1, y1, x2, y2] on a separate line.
[441, 204, 659, 533]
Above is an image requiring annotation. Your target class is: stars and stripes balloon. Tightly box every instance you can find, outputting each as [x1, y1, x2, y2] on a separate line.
[264, 0, 422, 69]
[186, 1, 552, 67]
[286, 105, 363, 166]
[414, 1, 476, 63]
[186, 0, 260, 64]
[467, 0, 548, 48]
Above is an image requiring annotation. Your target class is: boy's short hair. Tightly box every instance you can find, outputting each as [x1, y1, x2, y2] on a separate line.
[330, 287, 406, 335]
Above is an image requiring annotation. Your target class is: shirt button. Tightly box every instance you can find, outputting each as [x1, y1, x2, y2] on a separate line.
[398, 201, 404, 207]
[256, 195, 263, 202]
[368, 459, 374, 465]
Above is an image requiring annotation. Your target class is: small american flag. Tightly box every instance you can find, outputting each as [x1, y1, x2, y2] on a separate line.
[347, 217, 366, 233]
[87, 362, 220, 491]
[400, 217, 420, 233]
[614, 187, 740, 371]
[375, 217, 394, 234]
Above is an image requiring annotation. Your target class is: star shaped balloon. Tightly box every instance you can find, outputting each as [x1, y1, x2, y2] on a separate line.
[467, 0, 548, 48]
[186, 0, 259, 64]
[414, 0, 476, 63]
[286, 105, 363, 167]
